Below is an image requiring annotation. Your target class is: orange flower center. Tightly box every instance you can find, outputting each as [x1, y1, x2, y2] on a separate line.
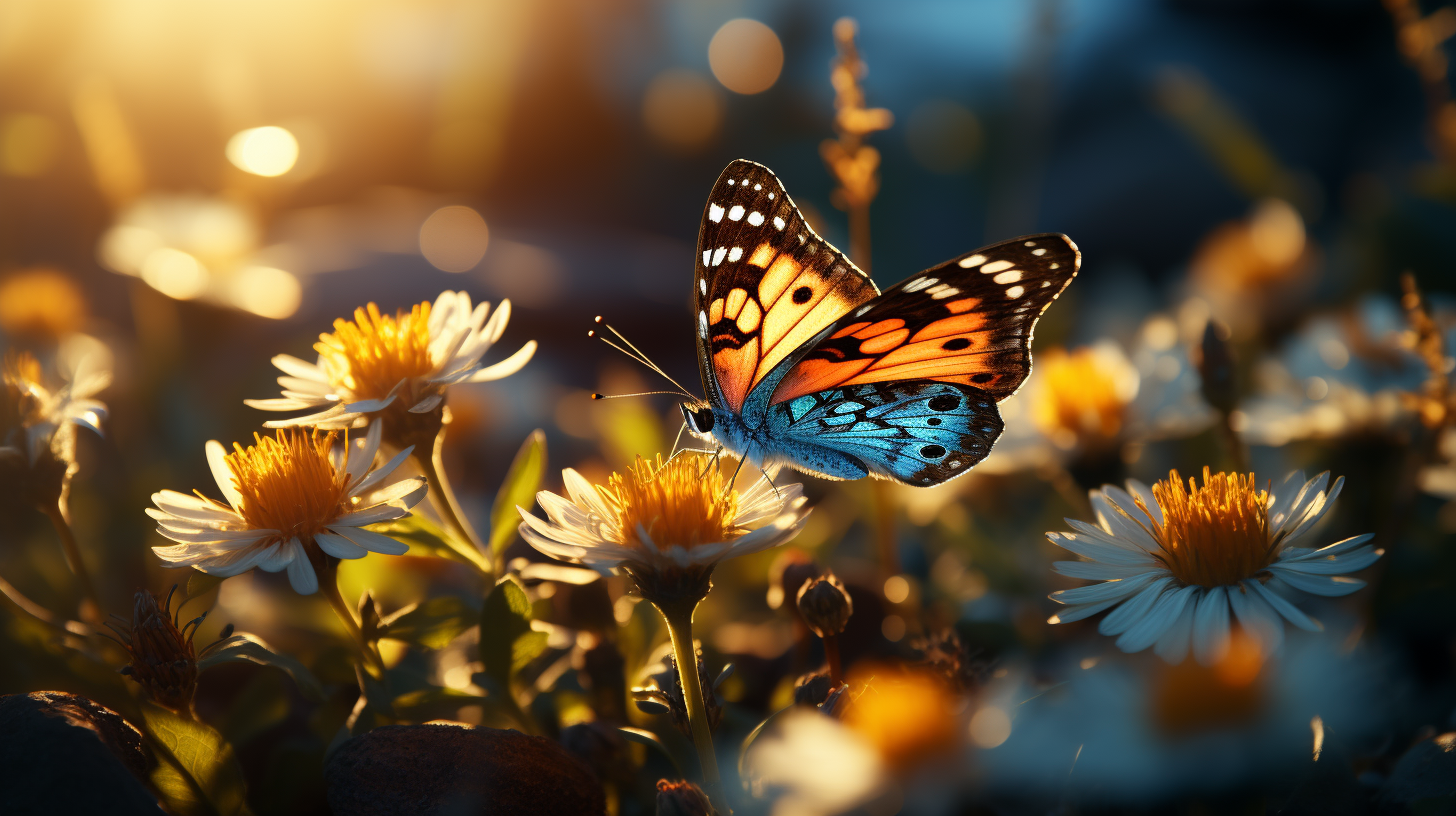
[223, 430, 350, 540]
[314, 301, 435, 401]
[1135, 467, 1274, 587]
[600, 454, 741, 549]
[1031, 347, 1131, 449]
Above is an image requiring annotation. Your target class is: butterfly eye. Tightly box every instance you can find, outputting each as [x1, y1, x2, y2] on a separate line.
[680, 404, 715, 434]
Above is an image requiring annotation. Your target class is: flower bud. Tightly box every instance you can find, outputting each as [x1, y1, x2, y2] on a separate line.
[656, 779, 715, 816]
[110, 589, 198, 713]
[796, 572, 853, 638]
[1196, 319, 1238, 416]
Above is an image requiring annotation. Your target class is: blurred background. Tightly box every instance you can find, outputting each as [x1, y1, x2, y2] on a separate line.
[2, 0, 1455, 813]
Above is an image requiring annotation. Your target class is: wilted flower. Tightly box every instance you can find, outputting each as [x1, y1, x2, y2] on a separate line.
[0, 350, 109, 509]
[1047, 468, 1381, 664]
[149, 420, 425, 594]
[246, 291, 535, 446]
[107, 587, 230, 713]
[518, 454, 810, 609]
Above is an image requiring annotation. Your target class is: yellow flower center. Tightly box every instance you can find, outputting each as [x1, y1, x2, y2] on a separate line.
[314, 301, 435, 401]
[599, 454, 741, 550]
[222, 430, 349, 541]
[1134, 468, 1274, 587]
[1031, 347, 1130, 449]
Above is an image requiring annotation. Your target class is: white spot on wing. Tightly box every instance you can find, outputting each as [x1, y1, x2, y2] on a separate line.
[700, 278, 707, 295]
[1024, 240, 1036, 247]
[728, 205, 745, 221]
[712, 247, 727, 266]
[993, 270, 1022, 284]
[698, 311, 708, 336]
[1006, 285, 1025, 299]
[1032, 248, 1047, 256]
[747, 211, 764, 226]
[981, 259, 1014, 274]
[727, 179, 735, 186]
[703, 250, 711, 265]
[1050, 263, 1060, 269]
[855, 305, 873, 317]
[773, 216, 785, 230]
[958, 254, 987, 268]
[929, 286, 961, 299]
[903, 276, 938, 292]
[728, 246, 743, 262]
[709, 204, 724, 223]
[754, 183, 762, 190]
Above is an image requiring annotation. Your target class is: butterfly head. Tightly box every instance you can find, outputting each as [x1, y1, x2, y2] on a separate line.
[681, 402, 716, 437]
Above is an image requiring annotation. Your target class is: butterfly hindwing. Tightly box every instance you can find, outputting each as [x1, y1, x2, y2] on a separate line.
[768, 381, 1004, 485]
[767, 234, 1079, 406]
[694, 160, 879, 414]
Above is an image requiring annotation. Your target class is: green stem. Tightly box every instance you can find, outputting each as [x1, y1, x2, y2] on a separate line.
[416, 430, 491, 570]
[320, 565, 385, 678]
[43, 499, 99, 623]
[658, 604, 727, 814]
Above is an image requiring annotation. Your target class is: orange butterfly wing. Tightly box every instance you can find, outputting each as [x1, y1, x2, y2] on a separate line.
[694, 160, 879, 413]
[770, 234, 1080, 406]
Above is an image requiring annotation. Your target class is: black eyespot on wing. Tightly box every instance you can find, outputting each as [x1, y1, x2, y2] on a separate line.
[970, 373, 994, 384]
[920, 444, 947, 459]
[927, 417, 942, 426]
[928, 395, 960, 412]
[941, 338, 971, 351]
[792, 286, 813, 304]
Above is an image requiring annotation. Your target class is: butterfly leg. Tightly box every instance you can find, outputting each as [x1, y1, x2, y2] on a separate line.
[668, 421, 689, 459]
[753, 461, 781, 501]
[719, 448, 749, 506]
[697, 445, 724, 480]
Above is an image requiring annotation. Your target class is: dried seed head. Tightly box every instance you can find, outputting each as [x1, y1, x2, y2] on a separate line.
[112, 589, 199, 713]
[655, 779, 715, 816]
[796, 572, 853, 638]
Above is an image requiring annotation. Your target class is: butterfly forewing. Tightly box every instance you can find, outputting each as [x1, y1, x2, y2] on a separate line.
[769, 233, 1079, 405]
[693, 160, 878, 413]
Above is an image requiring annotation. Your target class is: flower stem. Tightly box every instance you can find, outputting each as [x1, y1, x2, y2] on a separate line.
[43, 499, 99, 624]
[824, 634, 843, 684]
[0, 572, 90, 636]
[658, 605, 728, 814]
[320, 566, 385, 678]
[416, 429, 492, 571]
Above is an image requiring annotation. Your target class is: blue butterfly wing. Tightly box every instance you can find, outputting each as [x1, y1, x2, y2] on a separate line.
[766, 381, 1004, 486]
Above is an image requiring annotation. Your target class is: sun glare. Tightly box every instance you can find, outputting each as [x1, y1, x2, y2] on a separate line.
[227, 126, 300, 177]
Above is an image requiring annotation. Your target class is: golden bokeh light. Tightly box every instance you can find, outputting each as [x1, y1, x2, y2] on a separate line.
[226, 126, 300, 177]
[708, 19, 784, 95]
[968, 705, 1011, 749]
[140, 247, 209, 300]
[0, 268, 87, 339]
[642, 69, 725, 151]
[229, 265, 302, 319]
[419, 205, 489, 273]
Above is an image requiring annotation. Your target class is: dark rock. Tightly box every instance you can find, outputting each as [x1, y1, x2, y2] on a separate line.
[1382, 732, 1456, 805]
[0, 691, 164, 815]
[326, 722, 606, 816]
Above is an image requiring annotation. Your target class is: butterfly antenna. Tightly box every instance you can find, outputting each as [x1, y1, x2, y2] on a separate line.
[590, 391, 688, 400]
[589, 317, 696, 399]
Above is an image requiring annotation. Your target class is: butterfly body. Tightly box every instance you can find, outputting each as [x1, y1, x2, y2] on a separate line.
[683, 160, 1079, 487]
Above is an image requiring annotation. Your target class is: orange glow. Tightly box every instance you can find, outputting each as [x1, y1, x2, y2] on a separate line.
[1152, 627, 1267, 736]
[844, 665, 958, 770]
[708, 19, 784, 95]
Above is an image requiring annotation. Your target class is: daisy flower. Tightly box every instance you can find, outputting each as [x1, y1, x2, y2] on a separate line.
[149, 420, 425, 596]
[1046, 468, 1381, 665]
[518, 453, 811, 812]
[245, 291, 535, 438]
[517, 454, 811, 607]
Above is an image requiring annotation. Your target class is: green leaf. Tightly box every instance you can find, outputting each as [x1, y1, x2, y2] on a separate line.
[380, 595, 476, 650]
[488, 430, 547, 559]
[479, 576, 539, 692]
[618, 726, 683, 778]
[367, 513, 493, 575]
[196, 633, 324, 701]
[142, 703, 253, 816]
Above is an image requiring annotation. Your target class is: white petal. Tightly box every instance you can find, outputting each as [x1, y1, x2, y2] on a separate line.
[1115, 583, 1195, 653]
[245, 398, 316, 412]
[343, 419, 384, 485]
[1249, 579, 1321, 631]
[286, 541, 319, 594]
[152, 490, 239, 523]
[1049, 571, 1162, 606]
[316, 531, 367, 559]
[482, 298, 511, 344]
[1098, 576, 1175, 635]
[1229, 581, 1284, 656]
[1051, 560, 1150, 580]
[351, 446, 413, 494]
[1048, 598, 1123, 624]
[562, 469, 614, 520]
[409, 393, 445, 413]
[1153, 592, 1197, 662]
[359, 477, 428, 510]
[467, 340, 536, 383]
[271, 354, 329, 381]
[205, 440, 244, 511]
[330, 525, 411, 556]
[1046, 532, 1157, 567]
[1191, 586, 1231, 666]
[1266, 568, 1367, 597]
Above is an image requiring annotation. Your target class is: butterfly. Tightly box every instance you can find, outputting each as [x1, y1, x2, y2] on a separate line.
[676, 159, 1079, 487]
